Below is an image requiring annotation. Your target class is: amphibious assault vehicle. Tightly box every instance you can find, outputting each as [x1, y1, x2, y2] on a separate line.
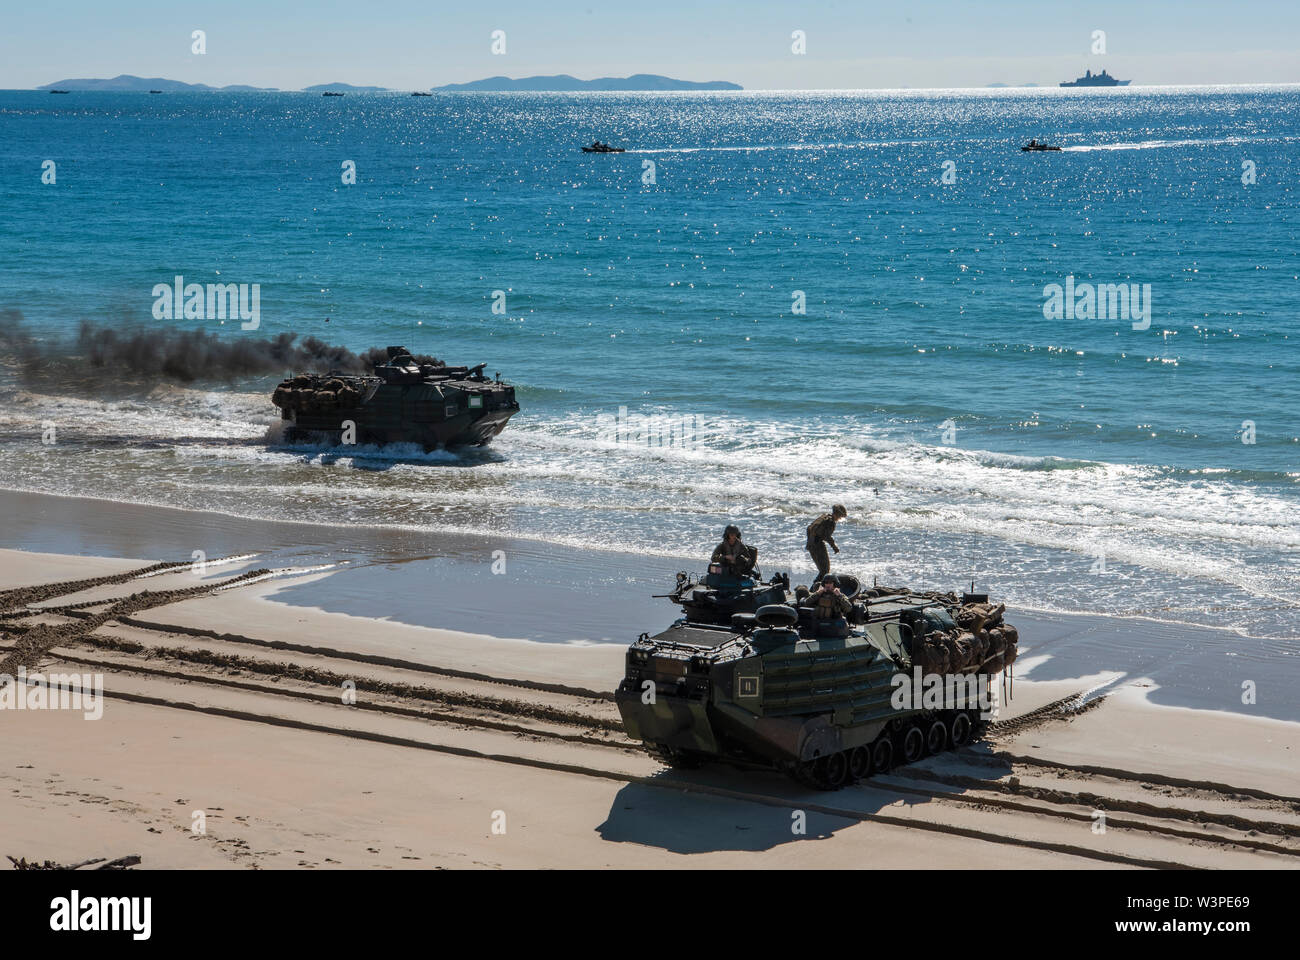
[270, 346, 519, 450]
[616, 585, 1018, 789]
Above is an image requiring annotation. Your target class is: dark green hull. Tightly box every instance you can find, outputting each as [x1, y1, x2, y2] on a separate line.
[281, 388, 517, 449]
[618, 591, 1017, 789]
[272, 346, 520, 450]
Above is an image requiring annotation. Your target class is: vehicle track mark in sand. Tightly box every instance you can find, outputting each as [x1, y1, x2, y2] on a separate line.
[64, 632, 621, 731]
[16, 645, 630, 749]
[881, 768, 1300, 855]
[981, 752, 1300, 807]
[95, 612, 614, 701]
[41, 678, 1202, 870]
[987, 692, 1106, 737]
[0, 560, 193, 612]
[0, 569, 271, 674]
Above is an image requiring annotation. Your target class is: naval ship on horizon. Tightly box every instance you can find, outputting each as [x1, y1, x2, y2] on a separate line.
[1060, 68, 1130, 88]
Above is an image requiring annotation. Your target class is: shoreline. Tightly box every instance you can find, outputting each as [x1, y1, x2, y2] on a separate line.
[3, 486, 1297, 719]
[2, 484, 1293, 649]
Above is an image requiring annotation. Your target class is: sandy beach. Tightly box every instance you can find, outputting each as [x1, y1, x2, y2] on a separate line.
[3, 490, 1298, 870]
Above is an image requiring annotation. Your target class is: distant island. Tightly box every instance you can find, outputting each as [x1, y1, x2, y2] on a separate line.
[433, 74, 742, 92]
[37, 75, 392, 93]
[38, 75, 276, 92]
[36, 73, 741, 93]
[302, 82, 389, 92]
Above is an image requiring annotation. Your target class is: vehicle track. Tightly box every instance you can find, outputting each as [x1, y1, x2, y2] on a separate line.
[883, 767, 1300, 852]
[58, 608, 612, 701]
[0, 560, 193, 612]
[984, 752, 1300, 807]
[0, 569, 271, 674]
[986, 691, 1107, 736]
[43, 632, 622, 733]
[4, 645, 625, 748]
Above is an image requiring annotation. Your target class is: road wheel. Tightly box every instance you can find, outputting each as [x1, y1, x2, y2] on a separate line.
[847, 745, 871, 781]
[949, 711, 973, 748]
[818, 752, 850, 790]
[871, 737, 894, 773]
[899, 725, 925, 764]
[926, 719, 948, 755]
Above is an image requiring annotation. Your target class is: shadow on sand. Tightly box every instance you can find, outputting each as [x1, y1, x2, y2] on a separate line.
[595, 757, 973, 855]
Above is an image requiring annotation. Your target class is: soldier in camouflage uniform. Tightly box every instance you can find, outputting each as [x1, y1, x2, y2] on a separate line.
[710, 525, 757, 576]
[810, 578, 853, 620]
[805, 504, 847, 581]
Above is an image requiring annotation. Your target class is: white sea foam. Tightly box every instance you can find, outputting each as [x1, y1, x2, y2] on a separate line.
[1, 386, 1296, 637]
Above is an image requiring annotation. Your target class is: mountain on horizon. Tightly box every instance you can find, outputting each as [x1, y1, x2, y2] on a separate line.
[37, 75, 391, 92]
[36, 73, 741, 93]
[302, 82, 389, 92]
[38, 75, 277, 92]
[433, 74, 742, 92]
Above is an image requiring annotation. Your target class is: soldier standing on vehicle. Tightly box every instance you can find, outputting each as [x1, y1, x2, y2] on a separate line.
[806, 504, 847, 581]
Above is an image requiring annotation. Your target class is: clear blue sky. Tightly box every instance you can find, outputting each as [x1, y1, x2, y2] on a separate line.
[4, 0, 1298, 90]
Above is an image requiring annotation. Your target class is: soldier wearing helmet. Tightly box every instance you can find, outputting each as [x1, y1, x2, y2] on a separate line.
[811, 577, 853, 620]
[710, 524, 757, 576]
[805, 504, 847, 581]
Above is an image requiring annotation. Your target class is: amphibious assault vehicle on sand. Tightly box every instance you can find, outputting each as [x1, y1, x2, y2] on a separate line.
[270, 346, 519, 450]
[616, 583, 1019, 789]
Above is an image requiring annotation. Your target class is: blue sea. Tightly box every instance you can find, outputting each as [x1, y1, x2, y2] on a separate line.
[1, 86, 1297, 639]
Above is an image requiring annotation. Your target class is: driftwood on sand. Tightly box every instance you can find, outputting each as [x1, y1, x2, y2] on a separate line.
[6, 854, 142, 871]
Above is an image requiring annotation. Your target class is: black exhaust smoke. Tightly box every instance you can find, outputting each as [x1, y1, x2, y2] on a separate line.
[0, 310, 437, 387]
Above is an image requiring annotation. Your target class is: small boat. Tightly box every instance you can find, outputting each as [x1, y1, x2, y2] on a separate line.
[1021, 140, 1062, 151]
[322, 91, 345, 97]
[411, 91, 431, 96]
[49, 89, 70, 94]
[581, 142, 625, 153]
[149, 90, 162, 94]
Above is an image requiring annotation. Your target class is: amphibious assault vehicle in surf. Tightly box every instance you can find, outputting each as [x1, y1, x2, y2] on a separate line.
[616, 583, 1019, 789]
[270, 346, 519, 450]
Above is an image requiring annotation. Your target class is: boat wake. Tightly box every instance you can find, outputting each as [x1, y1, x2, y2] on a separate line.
[1063, 135, 1297, 152]
[630, 139, 928, 154]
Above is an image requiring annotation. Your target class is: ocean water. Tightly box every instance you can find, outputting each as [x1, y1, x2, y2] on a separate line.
[0, 87, 1297, 639]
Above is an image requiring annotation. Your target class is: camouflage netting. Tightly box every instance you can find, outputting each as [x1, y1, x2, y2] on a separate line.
[271, 374, 365, 412]
[908, 601, 1020, 676]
